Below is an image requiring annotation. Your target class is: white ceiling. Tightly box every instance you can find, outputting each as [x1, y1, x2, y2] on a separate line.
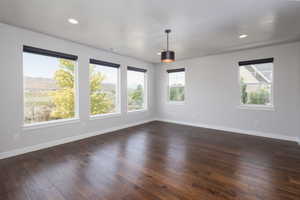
[1, 0, 300, 63]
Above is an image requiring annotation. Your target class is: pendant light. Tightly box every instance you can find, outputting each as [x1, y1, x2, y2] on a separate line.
[161, 29, 175, 63]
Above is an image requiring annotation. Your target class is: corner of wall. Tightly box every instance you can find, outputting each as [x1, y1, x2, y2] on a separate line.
[152, 64, 161, 119]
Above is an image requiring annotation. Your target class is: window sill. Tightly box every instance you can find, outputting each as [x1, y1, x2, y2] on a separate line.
[167, 101, 185, 105]
[127, 109, 148, 114]
[90, 113, 121, 120]
[237, 105, 275, 111]
[23, 118, 80, 130]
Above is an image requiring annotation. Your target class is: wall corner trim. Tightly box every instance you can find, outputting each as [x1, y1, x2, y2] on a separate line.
[0, 119, 155, 160]
[156, 118, 298, 143]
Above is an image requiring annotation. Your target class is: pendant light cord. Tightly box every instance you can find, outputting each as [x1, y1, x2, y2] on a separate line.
[165, 29, 171, 51]
[167, 32, 169, 51]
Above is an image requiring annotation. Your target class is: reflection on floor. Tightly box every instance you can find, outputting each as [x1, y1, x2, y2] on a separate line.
[1, 121, 300, 200]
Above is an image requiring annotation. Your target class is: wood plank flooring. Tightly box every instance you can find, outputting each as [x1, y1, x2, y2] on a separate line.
[1, 121, 300, 200]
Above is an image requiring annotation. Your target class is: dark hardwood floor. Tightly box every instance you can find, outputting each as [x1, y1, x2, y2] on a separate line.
[1, 121, 300, 200]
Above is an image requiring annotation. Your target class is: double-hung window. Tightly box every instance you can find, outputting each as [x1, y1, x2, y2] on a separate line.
[127, 66, 147, 111]
[239, 58, 274, 107]
[89, 59, 120, 116]
[23, 46, 78, 125]
[167, 68, 185, 102]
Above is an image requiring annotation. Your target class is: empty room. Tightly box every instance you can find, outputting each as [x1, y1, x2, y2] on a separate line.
[1, 0, 300, 199]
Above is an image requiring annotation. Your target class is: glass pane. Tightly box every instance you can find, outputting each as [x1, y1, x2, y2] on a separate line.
[127, 70, 145, 111]
[23, 53, 76, 124]
[240, 63, 273, 105]
[169, 71, 185, 101]
[89, 64, 118, 115]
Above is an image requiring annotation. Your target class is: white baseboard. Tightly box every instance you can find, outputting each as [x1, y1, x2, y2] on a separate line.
[156, 118, 298, 142]
[0, 119, 155, 160]
[1, 118, 298, 160]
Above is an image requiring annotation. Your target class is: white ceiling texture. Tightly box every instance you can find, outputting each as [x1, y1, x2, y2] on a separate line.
[1, 0, 300, 63]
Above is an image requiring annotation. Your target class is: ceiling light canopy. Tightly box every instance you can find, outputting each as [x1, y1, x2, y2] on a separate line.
[161, 29, 175, 63]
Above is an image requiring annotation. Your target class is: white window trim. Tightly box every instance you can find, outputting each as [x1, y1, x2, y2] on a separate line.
[127, 68, 148, 113]
[167, 69, 186, 104]
[23, 118, 80, 130]
[238, 62, 274, 110]
[127, 108, 148, 114]
[22, 51, 80, 128]
[237, 104, 275, 111]
[167, 100, 186, 105]
[74, 59, 80, 119]
[90, 112, 122, 120]
[89, 62, 121, 118]
[144, 71, 148, 111]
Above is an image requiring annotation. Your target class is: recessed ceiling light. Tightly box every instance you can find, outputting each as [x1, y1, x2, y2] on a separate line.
[68, 18, 79, 24]
[239, 34, 248, 39]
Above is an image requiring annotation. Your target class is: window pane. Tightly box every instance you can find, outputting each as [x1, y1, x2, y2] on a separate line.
[23, 52, 76, 124]
[127, 70, 145, 111]
[89, 64, 119, 115]
[168, 71, 185, 101]
[240, 63, 273, 105]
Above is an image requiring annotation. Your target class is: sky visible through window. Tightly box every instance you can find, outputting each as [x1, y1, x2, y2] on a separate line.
[91, 64, 118, 84]
[127, 70, 145, 111]
[169, 72, 185, 86]
[127, 70, 145, 88]
[23, 52, 59, 79]
[168, 71, 185, 102]
[240, 62, 273, 106]
[23, 52, 76, 124]
[24, 52, 143, 86]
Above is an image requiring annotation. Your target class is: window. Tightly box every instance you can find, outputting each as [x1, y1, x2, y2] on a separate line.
[89, 59, 120, 116]
[127, 66, 147, 111]
[239, 58, 274, 107]
[167, 68, 185, 102]
[23, 46, 78, 125]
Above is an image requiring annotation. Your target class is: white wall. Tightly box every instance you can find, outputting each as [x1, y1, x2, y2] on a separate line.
[1, 22, 299, 159]
[156, 42, 300, 141]
[0, 23, 156, 156]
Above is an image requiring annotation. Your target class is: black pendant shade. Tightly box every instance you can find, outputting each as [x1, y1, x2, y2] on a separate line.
[161, 50, 175, 63]
[161, 29, 175, 63]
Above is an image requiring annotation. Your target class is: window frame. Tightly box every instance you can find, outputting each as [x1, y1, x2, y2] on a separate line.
[22, 46, 79, 129]
[126, 66, 148, 113]
[89, 59, 121, 119]
[167, 68, 186, 104]
[238, 58, 274, 110]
